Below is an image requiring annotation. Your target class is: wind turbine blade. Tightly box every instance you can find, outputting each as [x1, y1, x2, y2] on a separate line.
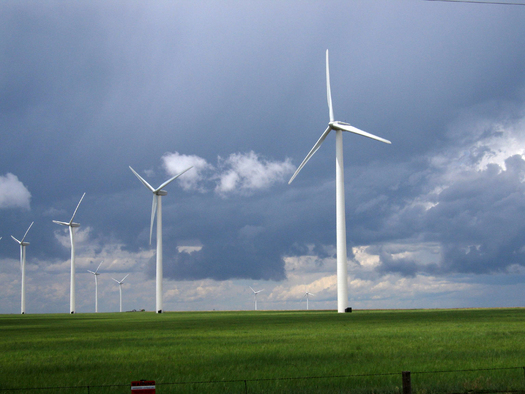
[87, 270, 96, 275]
[69, 193, 86, 224]
[53, 220, 70, 226]
[288, 126, 332, 184]
[21, 222, 34, 243]
[149, 194, 157, 245]
[155, 166, 193, 192]
[111, 277, 119, 283]
[335, 123, 391, 144]
[95, 261, 103, 273]
[249, 286, 255, 293]
[326, 49, 334, 123]
[121, 274, 129, 282]
[129, 166, 155, 192]
[11, 235, 21, 244]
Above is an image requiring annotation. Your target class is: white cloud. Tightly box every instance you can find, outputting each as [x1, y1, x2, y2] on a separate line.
[0, 173, 31, 210]
[162, 151, 213, 192]
[215, 151, 295, 195]
[162, 150, 295, 195]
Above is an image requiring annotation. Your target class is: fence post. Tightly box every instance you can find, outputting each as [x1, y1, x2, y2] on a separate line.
[244, 380, 248, 394]
[402, 371, 411, 394]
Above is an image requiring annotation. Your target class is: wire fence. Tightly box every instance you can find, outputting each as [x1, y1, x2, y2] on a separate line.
[0, 366, 524, 393]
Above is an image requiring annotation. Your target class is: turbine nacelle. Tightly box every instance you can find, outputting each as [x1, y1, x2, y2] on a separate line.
[11, 236, 30, 246]
[88, 261, 103, 276]
[129, 165, 192, 245]
[52, 221, 80, 228]
[11, 221, 34, 247]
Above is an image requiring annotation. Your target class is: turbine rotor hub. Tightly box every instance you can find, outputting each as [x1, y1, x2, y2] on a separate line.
[156, 190, 168, 196]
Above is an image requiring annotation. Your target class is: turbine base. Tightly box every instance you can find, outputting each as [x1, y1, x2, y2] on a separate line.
[345, 307, 352, 313]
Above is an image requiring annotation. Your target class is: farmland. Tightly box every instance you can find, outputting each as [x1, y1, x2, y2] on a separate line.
[0, 308, 524, 393]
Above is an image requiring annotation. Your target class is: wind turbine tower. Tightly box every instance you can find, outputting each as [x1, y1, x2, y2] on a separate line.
[302, 291, 314, 311]
[129, 166, 192, 314]
[289, 50, 391, 313]
[53, 193, 86, 314]
[11, 222, 34, 314]
[249, 287, 264, 311]
[112, 274, 129, 312]
[87, 261, 103, 313]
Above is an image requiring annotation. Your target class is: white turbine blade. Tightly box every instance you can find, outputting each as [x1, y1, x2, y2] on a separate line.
[326, 49, 334, 123]
[21, 222, 34, 243]
[95, 261, 103, 273]
[149, 194, 157, 245]
[87, 270, 96, 275]
[111, 277, 120, 283]
[129, 166, 155, 192]
[69, 193, 86, 224]
[249, 286, 256, 293]
[53, 220, 70, 226]
[155, 166, 193, 192]
[335, 123, 391, 144]
[11, 235, 21, 244]
[289, 126, 332, 184]
[121, 274, 129, 283]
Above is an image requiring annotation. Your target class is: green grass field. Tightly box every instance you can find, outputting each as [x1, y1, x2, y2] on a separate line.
[0, 308, 524, 393]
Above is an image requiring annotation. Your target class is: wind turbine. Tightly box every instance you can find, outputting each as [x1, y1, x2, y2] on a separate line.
[289, 50, 391, 313]
[87, 261, 103, 313]
[11, 222, 34, 314]
[53, 193, 86, 314]
[112, 274, 129, 312]
[129, 166, 192, 314]
[302, 290, 315, 311]
[249, 287, 264, 311]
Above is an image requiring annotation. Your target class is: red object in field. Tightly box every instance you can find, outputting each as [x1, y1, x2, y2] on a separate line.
[131, 380, 155, 393]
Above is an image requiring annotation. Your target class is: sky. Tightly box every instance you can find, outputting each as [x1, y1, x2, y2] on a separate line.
[2, 0, 525, 314]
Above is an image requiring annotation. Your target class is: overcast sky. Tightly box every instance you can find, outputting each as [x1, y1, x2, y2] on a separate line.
[2, 0, 525, 314]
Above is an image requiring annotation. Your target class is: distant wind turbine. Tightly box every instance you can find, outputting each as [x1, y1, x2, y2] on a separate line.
[129, 166, 192, 314]
[289, 50, 391, 313]
[87, 261, 103, 313]
[53, 193, 86, 314]
[11, 222, 34, 314]
[112, 274, 129, 312]
[249, 287, 264, 311]
[302, 291, 315, 311]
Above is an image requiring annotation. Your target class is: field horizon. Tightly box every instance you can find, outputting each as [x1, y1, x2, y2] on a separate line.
[1, 307, 524, 393]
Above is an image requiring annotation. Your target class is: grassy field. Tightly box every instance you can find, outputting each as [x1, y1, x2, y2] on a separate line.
[0, 308, 524, 393]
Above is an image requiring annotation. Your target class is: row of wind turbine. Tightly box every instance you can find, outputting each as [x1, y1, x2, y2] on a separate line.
[5, 50, 388, 315]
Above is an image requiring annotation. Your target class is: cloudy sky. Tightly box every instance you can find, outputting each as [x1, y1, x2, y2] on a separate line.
[2, 0, 525, 314]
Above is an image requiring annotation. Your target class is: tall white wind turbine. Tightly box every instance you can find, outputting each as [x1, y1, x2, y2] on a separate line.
[302, 291, 314, 311]
[11, 222, 34, 314]
[249, 287, 264, 311]
[53, 193, 86, 314]
[112, 274, 129, 312]
[289, 50, 391, 313]
[129, 166, 192, 314]
[87, 261, 103, 313]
